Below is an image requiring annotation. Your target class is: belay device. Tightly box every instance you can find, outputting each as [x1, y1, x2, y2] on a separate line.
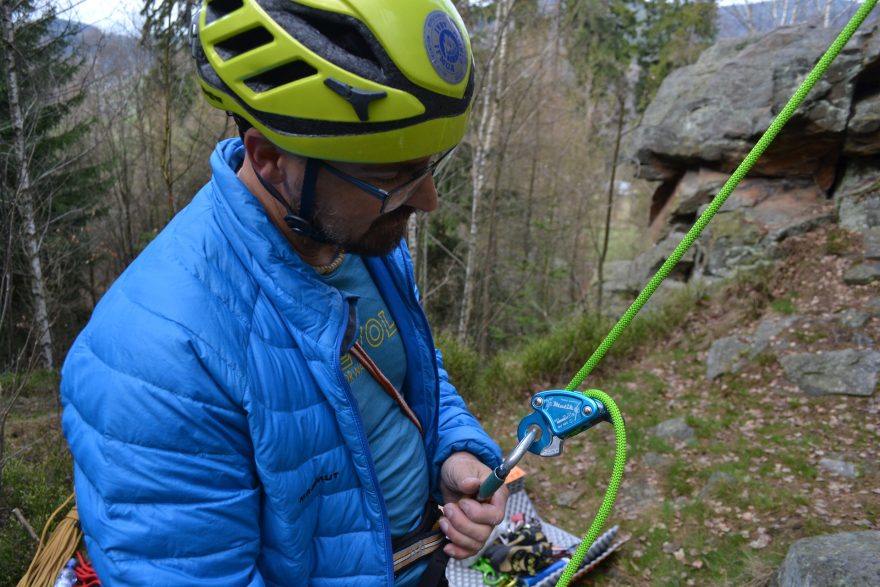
[475, 1, 878, 585]
[478, 391, 612, 500]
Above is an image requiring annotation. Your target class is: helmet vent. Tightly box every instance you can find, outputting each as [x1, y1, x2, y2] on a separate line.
[244, 60, 318, 93]
[205, 0, 244, 25]
[215, 26, 274, 61]
[297, 13, 381, 71]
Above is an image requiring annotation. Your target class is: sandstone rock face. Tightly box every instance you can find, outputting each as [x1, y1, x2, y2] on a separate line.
[776, 531, 880, 587]
[845, 91, 880, 156]
[627, 22, 880, 286]
[865, 226, 880, 260]
[634, 24, 879, 182]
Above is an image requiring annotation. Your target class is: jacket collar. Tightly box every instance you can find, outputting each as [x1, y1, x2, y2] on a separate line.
[207, 138, 348, 360]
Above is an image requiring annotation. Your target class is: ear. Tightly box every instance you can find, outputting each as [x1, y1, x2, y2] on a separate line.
[243, 128, 285, 183]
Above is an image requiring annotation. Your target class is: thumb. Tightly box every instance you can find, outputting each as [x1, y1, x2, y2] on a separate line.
[456, 475, 483, 495]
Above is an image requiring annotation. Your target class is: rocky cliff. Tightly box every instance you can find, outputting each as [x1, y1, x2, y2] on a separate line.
[608, 19, 880, 307]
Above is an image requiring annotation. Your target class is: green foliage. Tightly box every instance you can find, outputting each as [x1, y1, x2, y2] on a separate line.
[0, 368, 57, 397]
[0, 437, 72, 586]
[770, 297, 798, 315]
[454, 284, 702, 411]
[567, 0, 638, 95]
[435, 331, 481, 398]
[0, 4, 106, 367]
[825, 226, 857, 256]
[566, 0, 718, 111]
[635, 1, 718, 111]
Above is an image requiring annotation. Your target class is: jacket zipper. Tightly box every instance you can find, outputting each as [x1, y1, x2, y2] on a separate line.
[333, 297, 395, 584]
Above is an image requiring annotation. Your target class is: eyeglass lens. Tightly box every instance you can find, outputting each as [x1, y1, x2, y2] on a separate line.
[381, 149, 455, 213]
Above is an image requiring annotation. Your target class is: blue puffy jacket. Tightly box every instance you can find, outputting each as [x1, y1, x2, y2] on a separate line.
[61, 139, 502, 586]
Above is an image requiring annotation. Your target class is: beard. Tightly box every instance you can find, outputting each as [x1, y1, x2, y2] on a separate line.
[316, 205, 415, 256]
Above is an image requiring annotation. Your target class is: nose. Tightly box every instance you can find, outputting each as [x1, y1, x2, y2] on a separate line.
[406, 175, 438, 213]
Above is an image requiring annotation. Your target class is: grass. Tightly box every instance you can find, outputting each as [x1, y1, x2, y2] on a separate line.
[0, 432, 72, 586]
[453, 285, 703, 413]
[825, 227, 858, 256]
[769, 298, 797, 315]
[0, 370, 71, 584]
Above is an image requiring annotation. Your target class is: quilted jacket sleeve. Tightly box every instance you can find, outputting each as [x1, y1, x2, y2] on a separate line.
[61, 291, 265, 587]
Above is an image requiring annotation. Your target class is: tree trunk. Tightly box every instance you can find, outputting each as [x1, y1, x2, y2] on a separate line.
[419, 214, 429, 311]
[595, 94, 625, 315]
[161, 17, 176, 218]
[746, 2, 756, 33]
[407, 214, 418, 280]
[2, 3, 54, 368]
[458, 0, 511, 343]
[790, 0, 802, 25]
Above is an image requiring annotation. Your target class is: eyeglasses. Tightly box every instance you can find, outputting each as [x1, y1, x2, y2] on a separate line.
[318, 147, 456, 213]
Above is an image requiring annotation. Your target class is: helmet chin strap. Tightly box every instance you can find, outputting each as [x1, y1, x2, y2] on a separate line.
[253, 158, 337, 246]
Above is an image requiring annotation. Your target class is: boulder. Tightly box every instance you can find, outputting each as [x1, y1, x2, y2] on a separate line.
[648, 168, 728, 240]
[836, 309, 870, 329]
[648, 417, 695, 443]
[750, 315, 798, 357]
[618, 479, 663, 518]
[839, 191, 880, 233]
[818, 457, 858, 479]
[706, 336, 750, 379]
[776, 531, 880, 587]
[780, 349, 880, 396]
[630, 21, 880, 283]
[697, 471, 736, 500]
[603, 260, 642, 297]
[844, 262, 880, 285]
[641, 452, 672, 469]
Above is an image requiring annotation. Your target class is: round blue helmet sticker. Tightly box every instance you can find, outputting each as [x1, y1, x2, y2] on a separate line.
[424, 11, 468, 85]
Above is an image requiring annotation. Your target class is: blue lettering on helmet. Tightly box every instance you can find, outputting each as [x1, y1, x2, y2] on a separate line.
[423, 11, 467, 85]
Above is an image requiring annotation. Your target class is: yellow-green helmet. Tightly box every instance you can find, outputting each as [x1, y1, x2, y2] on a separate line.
[192, 0, 474, 163]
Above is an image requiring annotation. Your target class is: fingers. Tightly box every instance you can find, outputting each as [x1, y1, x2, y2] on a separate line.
[439, 452, 492, 503]
[439, 496, 507, 559]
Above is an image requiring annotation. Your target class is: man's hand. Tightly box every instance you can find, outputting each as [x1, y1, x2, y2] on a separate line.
[438, 452, 509, 559]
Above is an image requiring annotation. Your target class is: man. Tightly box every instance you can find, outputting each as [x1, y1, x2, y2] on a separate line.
[61, 0, 508, 585]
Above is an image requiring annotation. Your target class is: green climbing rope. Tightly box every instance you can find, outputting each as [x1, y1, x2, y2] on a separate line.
[555, 2, 877, 585]
[557, 390, 626, 587]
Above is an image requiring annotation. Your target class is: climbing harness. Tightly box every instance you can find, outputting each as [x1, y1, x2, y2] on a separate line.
[477, 1, 878, 586]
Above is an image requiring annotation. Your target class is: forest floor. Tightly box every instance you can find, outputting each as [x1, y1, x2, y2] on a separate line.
[481, 225, 880, 586]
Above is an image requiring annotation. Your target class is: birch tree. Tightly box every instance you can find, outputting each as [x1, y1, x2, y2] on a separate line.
[0, 0, 52, 367]
[458, 0, 514, 343]
[0, 0, 104, 368]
